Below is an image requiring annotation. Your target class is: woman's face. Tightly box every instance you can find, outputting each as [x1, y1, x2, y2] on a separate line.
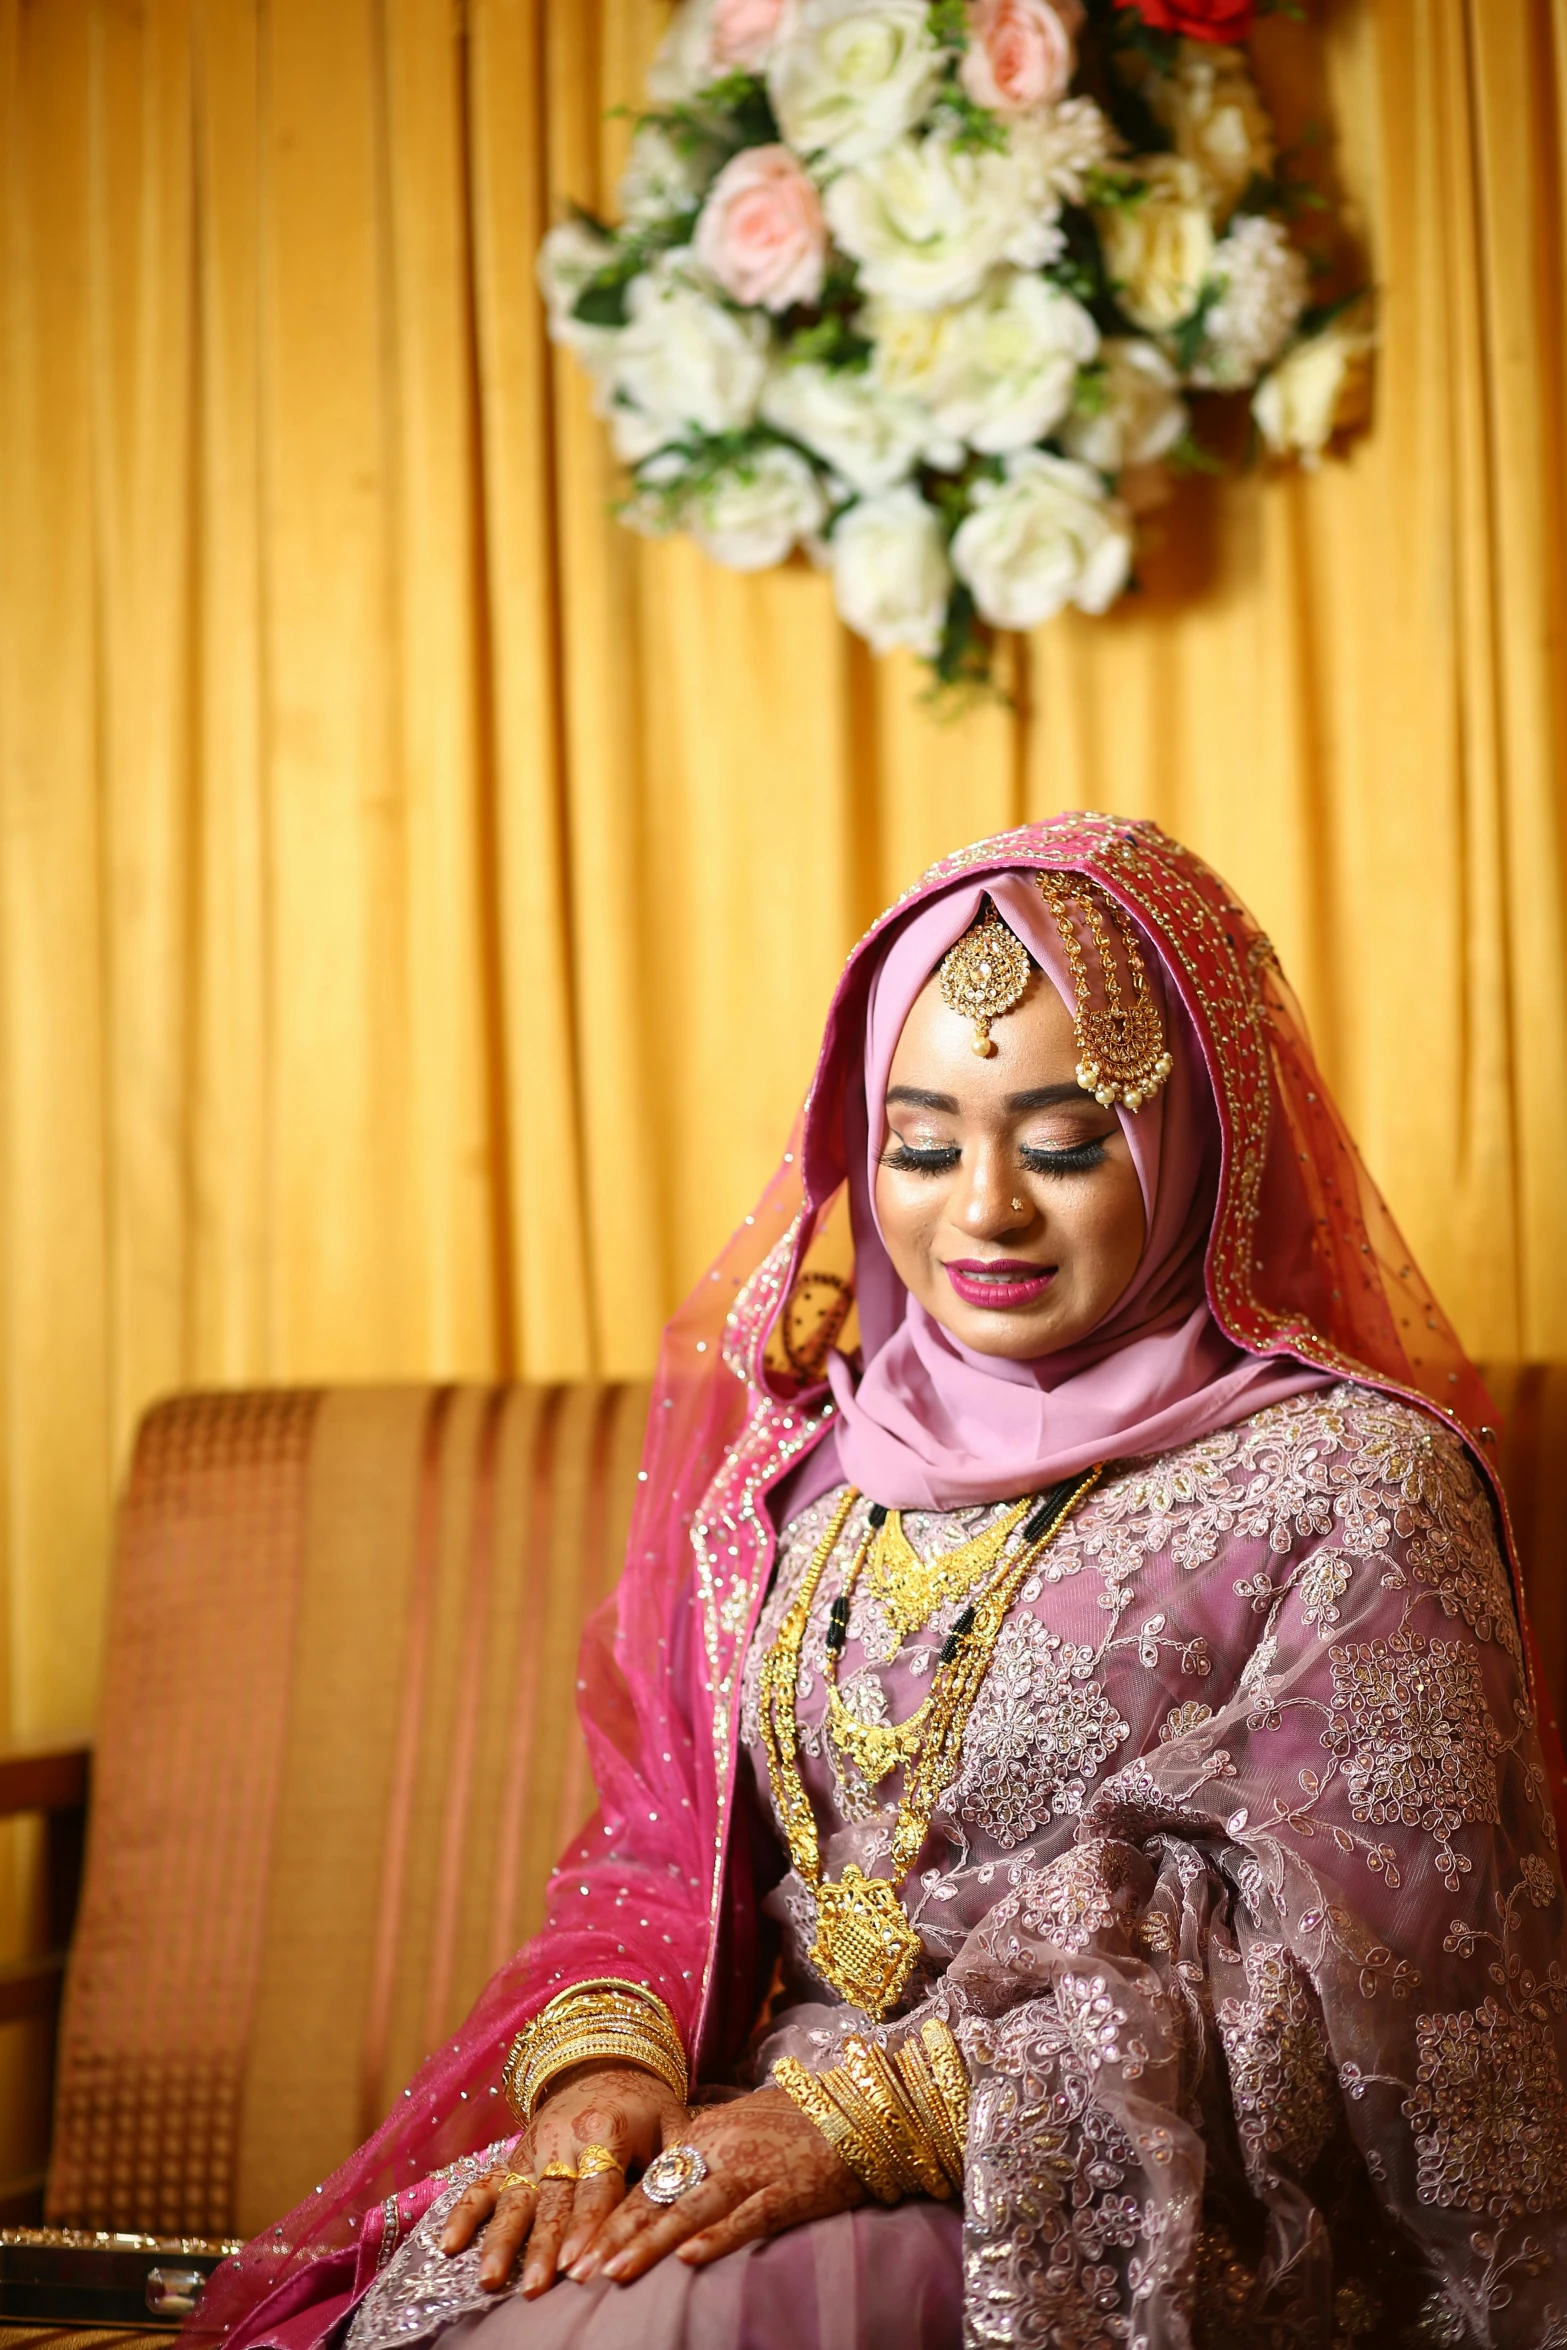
[875, 965, 1147, 1361]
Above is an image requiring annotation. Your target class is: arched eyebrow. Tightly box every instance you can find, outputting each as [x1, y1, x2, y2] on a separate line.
[885, 1085, 960, 1112]
[1004, 1084, 1095, 1110]
[884, 1082, 1092, 1113]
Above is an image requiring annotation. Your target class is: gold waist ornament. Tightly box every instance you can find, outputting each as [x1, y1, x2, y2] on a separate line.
[757, 1470, 1103, 2019]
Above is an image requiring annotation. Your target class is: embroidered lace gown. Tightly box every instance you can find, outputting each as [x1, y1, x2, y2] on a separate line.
[345, 1386, 1567, 2350]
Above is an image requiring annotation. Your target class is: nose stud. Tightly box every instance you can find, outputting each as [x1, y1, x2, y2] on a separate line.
[1010, 1197, 1025, 1213]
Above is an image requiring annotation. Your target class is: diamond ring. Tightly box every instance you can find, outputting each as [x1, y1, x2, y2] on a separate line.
[639, 2145, 709, 2205]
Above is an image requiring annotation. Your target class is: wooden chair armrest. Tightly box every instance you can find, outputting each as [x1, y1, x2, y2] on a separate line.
[0, 1745, 90, 1819]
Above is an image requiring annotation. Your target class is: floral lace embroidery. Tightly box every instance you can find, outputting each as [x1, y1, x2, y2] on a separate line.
[962, 1996, 1156, 2349]
[1215, 1942, 1335, 2183]
[947, 1617, 1131, 1846]
[1008, 1839, 1145, 1955]
[1322, 1633, 1502, 1890]
[1403, 1997, 1567, 2218]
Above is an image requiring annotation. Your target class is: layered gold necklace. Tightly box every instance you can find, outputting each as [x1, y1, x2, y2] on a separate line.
[758, 1470, 1102, 2019]
[824, 1499, 1030, 1789]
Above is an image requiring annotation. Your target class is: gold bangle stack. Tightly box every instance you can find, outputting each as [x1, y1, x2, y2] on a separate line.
[501, 1978, 688, 2125]
[773, 2020, 969, 2207]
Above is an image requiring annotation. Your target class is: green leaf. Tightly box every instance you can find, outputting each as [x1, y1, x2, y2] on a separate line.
[1071, 361, 1111, 419]
[1082, 167, 1148, 211]
[782, 314, 874, 370]
[1170, 280, 1221, 374]
[573, 277, 632, 328]
[1167, 429, 1225, 478]
[926, 0, 970, 49]
[687, 69, 780, 146]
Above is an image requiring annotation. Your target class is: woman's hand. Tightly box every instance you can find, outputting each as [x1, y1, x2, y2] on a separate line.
[439, 2062, 685, 2296]
[565, 2085, 866, 2285]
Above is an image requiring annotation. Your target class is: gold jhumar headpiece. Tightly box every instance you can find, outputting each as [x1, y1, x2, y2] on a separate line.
[938, 900, 1032, 1057]
[1036, 871, 1173, 1110]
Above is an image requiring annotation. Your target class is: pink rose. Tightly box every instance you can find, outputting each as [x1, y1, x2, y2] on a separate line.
[959, 0, 1082, 115]
[711, 0, 787, 70]
[693, 144, 829, 313]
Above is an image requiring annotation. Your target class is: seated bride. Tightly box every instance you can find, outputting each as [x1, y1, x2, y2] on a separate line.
[206, 818, 1567, 2349]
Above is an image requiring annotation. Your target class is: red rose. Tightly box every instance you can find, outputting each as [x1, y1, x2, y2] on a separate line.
[1115, 0, 1257, 40]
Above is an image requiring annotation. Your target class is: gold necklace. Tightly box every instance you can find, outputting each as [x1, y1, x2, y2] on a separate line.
[758, 1470, 1103, 2019]
[862, 1498, 1032, 1645]
[825, 1499, 1032, 1788]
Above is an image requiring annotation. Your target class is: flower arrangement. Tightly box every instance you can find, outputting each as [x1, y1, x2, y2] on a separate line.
[538, 0, 1368, 688]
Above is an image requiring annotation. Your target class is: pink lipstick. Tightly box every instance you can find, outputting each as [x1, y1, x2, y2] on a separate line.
[942, 1259, 1056, 1310]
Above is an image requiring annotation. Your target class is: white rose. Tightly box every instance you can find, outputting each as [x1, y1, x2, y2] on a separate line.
[612, 250, 772, 438]
[829, 488, 951, 655]
[1059, 337, 1185, 471]
[826, 128, 1054, 311]
[951, 449, 1131, 626]
[537, 219, 622, 366]
[760, 361, 932, 494]
[688, 444, 828, 568]
[1253, 314, 1373, 463]
[648, 0, 723, 101]
[1191, 213, 1308, 387]
[618, 120, 720, 226]
[869, 270, 1097, 455]
[1150, 41, 1273, 222]
[767, 0, 947, 168]
[1095, 155, 1214, 334]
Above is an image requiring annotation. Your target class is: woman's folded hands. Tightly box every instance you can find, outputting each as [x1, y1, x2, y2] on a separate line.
[438, 2065, 862, 2297]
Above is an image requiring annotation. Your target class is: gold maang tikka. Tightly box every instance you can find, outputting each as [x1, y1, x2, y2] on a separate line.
[938, 900, 1032, 1056]
[1036, 871, 1173, 1111]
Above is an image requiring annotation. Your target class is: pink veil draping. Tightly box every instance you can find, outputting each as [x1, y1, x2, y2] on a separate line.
[200, 815, 1561, 2349]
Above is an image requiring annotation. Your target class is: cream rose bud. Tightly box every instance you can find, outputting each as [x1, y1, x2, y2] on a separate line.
[888, 272, 1098, 454]
[1095, 156, 1214, 334]
[1151, 41, 1273, 223]
[952, 450, 1132, 627]
[826, 128, 1052, 311]
[1253, 316, 1373, 463]
[830, 489, 951, 655]
[1060, 338, 1186, 472]
[1191, 213, 1308, 388]
[687, 444, 828, 570]
[612, 251, 772, 436]
[959, 0, 1082, 118]
[760, 362, 932, 495]
[693, 146, 829, 312]
[767, 0, 947, 168]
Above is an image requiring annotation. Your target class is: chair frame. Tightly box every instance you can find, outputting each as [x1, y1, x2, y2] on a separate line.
[0, 1747, 90, 2223]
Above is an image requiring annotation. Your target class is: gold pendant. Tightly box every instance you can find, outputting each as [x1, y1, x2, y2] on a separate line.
[863, 1504, 1027, 1644]
[808, 1864, 923, 2018]
[826, 1684, 929, 1788]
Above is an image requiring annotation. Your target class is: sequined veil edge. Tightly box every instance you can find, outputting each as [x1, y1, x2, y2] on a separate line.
[200, 815, 1560, 2350]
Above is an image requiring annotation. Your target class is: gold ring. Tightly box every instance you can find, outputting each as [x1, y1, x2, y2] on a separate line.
[497, 2169, 537, 2193]
[576, 2144, 623, 2180]
[539, 2158, 579, 2182]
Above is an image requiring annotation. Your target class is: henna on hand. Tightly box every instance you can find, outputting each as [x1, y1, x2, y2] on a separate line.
[436, 2062, 684, 2295]
[567, 2086, 866, 2287]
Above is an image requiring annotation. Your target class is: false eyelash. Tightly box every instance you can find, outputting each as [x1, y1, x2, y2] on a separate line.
[880, 1144, 961, 1175]
[1019, 1139, 1109, 1176]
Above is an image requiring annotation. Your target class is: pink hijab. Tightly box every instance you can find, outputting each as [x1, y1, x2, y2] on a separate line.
[821, 870, 1330, 1509]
